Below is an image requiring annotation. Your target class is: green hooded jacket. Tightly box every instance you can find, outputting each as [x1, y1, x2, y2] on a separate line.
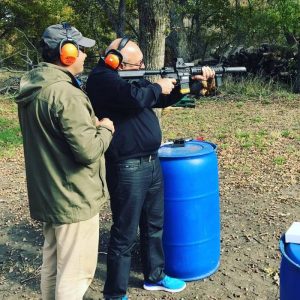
[16, 62, 113, 224]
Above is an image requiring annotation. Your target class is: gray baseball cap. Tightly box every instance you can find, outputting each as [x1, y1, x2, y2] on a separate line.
[42, 23, 95, 49]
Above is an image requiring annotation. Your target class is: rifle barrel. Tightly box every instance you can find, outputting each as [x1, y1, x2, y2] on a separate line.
[191, 66, 247, 75]
[223, 67, 247, 73]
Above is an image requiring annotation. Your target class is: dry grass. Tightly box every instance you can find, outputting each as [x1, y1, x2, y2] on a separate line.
[162, 98, 300, 195]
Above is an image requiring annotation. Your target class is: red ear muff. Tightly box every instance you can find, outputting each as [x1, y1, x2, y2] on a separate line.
[104, 49, 123, 70]
[60, 42, 78, 66]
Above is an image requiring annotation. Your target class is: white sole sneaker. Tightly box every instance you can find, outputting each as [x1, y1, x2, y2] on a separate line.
[143, 282, 186, 293]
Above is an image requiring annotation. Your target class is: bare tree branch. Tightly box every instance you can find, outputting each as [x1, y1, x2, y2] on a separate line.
[15, 28, 38, 52]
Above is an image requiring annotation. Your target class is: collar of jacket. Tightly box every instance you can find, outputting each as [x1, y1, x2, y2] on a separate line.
[41, 62, 82, 89]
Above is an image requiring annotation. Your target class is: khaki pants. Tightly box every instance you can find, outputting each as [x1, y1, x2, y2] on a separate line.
[41, 213, 99, 300]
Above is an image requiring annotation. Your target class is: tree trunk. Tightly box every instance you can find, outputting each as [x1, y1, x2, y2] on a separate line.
[293, 41, 300, 93]
[117, 0, 126, 37]
[235, 0, 243, 45]
[137, 0, 170, 133]
[96, 0, 126, 37]
[137, 0, 170, 68]
[166, 2, 191, 64]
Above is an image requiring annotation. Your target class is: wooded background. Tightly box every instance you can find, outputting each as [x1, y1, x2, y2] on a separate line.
[1, 0, 300, 92]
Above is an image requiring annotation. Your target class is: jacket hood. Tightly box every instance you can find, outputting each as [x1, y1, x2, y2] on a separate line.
[15, 62, 76, 106]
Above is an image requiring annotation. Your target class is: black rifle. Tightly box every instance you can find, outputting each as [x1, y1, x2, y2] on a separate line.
[118, 58, 246, 94]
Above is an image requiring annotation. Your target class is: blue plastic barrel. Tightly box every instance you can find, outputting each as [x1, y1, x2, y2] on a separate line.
[280, 235, 300, 300]
[158, 140, 220, 281]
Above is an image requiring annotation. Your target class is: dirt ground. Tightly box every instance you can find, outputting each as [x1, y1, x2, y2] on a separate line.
[0, 98, 299, 300]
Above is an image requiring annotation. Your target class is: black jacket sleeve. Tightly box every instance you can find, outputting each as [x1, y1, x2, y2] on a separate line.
[87, 69, 163, 110]
[127, 76, 184, 108]
[86, 62, 185, 111]
[153, 86, 184, 108]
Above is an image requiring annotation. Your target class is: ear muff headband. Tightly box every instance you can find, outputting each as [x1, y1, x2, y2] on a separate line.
[60, 22, 79, 66]
[117, 37, 130, 51]
[104, 37, 130, 70]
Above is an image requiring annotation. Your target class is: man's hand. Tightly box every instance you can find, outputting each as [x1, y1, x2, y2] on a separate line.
[192, 66, 215, 81]
[96, 117, 115, 134]
[156, 78, 176, 95]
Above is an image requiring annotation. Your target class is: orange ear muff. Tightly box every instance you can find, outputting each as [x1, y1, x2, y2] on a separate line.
[60, 43, 78, 66]
[104, 53, 121, 70]
[104, 49, 123, 70]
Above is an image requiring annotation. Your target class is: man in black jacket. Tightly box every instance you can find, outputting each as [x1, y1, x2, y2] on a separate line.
[86, 37, 215, 300]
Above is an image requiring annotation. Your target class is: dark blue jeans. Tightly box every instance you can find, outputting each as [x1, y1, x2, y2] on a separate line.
[103, 155, 165, 299]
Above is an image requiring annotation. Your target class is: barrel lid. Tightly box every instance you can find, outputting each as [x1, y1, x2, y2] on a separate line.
[286, 243, 300, 265]
[159, 140, 215, 158]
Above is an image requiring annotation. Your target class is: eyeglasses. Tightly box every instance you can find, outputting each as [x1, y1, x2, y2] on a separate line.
[123, 59, 144, 68]
[79, 45, 86, 53]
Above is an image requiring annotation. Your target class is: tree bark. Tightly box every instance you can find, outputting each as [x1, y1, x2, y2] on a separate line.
[166, 2, 191, 64]
[117, 0, 126, 37]
[137, 0, 170, 68]
[137, 0, 170, 135]
[293, 41, 300, 93]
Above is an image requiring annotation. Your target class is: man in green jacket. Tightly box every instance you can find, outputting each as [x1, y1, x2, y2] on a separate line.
[16, 23, 114, 300]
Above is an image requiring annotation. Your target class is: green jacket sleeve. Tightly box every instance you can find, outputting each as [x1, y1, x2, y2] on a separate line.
[57, 92, 112, 165]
